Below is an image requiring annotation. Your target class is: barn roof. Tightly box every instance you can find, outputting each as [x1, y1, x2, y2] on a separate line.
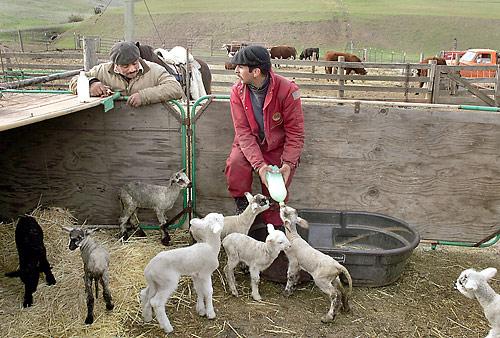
[0, 92, 105, 132]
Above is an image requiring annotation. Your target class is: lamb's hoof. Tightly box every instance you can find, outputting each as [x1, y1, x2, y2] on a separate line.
[206, 311, 216, 319]
[46, 274, 56, 285]
[23, 300, 33, 308]
[106, 302, 114, 311]
[118, 231, 129, 241]
[321, 313, 335, 323]
[342, 302, 351, 313]
[252, 294, 262, 302]
[135, 228, 147, 237]
[85, 315, 94, 325]
[230, 291, 239, 297]
[282, 288, 293, 297]
[163, 326, 174, 334]
[196, 305, 206, 317]
[161, 232, 171, 246]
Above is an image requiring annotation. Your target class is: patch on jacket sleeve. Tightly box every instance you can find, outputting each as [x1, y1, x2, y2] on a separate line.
[292, 90, 301, 100]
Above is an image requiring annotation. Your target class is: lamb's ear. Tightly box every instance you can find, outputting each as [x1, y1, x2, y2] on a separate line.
[480, 267, 497, 280]
[85, 228, 97, 236]
[267, 223, 274, 234]
[190, 218, 203, 227]
[211, 222, 223, 234]
[244, 192, 253, 202]
[297, 217, 309, 229]
[62, 226, 73, 232]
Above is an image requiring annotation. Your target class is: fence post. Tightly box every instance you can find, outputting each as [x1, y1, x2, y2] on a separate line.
[363, 48, 368, 62]
[17, 30, 24, 53]
[495, 65, 500, 107]
[83, 37, 98, 71]
[419, 52, 424, 62]
[338, 55, 345, 99]
[431, 62, 442, 104]
[311, 52, 316, 74]
[425, 59, 437, 103]
[404, 63, 410, 102]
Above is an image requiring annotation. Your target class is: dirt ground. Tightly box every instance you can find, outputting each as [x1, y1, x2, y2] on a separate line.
[0, 207, 499, 338]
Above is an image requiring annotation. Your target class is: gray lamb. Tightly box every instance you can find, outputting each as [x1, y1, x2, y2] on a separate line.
[64, 227, 114, 325]
[118, 169, 191, 242]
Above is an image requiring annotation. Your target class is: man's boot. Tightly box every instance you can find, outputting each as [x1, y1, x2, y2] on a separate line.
[234, 196, 249, 214]
[247, 215, 268, 241]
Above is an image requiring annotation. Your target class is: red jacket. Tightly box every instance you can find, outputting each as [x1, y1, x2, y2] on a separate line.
[230, 71, 305, 170]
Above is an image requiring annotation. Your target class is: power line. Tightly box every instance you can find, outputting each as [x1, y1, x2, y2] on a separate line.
[143, 0, 165, 47]
[94, 0, 115, 24]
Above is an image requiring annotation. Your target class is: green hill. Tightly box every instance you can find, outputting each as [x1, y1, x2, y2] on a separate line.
[2, 0, 500, 59]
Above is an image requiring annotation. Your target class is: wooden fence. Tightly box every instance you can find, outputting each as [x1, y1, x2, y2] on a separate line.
[1, 51, 499, 106]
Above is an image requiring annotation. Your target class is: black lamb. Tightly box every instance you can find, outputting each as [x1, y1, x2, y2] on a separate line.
[5, 215, 57, 307]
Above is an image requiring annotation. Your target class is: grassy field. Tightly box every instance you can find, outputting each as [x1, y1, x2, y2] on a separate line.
[2, 0, 500, 58]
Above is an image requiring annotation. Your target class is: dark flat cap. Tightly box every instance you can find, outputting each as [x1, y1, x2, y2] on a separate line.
[231, 45, 271, 72]
[109, 41, 140, 65]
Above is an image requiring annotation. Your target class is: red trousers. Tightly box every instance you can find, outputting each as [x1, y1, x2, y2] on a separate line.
[225, 143, 296, 226]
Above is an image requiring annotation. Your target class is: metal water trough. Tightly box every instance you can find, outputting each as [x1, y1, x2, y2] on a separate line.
[298, 209, 420, 287]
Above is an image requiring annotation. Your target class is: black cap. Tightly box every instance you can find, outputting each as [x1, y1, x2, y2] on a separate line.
[231, 45, 271, 72]
[109, 41, 140, 65]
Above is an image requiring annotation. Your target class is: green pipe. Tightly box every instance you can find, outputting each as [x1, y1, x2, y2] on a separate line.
[190, 95, 230, 215]
[0, 89, 72, 94]
[139, 98, 188, 231]
[429, 234, 500, 250]
[459, 105, 500, 112]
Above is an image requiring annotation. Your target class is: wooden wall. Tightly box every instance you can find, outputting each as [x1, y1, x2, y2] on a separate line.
[0, 101, 185, 225]
[1, 98, 499, 241]
[194, 100, 500, 242]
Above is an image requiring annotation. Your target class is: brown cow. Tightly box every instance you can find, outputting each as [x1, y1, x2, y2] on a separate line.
[270, 45, 297, 60]
[417, 56, 447, 88]
[324, 51, 367, 79]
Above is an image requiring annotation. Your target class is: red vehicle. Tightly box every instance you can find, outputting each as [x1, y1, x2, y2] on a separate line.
[458, 49, 499, 78]
[440, 50, 466, 65]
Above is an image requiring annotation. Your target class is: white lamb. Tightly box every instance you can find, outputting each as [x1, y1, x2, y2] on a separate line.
[140, 213, 223, 334]
[280, 203, 353, 323]
[220, 192, 270, 240]
[118, 169, 190, 243]
[223, 224, 291, 301]
[455, 267, 500, 338]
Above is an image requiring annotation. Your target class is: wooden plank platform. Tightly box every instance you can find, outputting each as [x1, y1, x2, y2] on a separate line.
[0, 93, 104, 132]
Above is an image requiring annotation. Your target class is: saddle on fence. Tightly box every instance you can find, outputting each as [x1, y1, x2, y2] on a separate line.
[154, 46, 206, 100]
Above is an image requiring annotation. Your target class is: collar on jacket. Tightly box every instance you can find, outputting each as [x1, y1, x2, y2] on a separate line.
[106, 58, 150, 77]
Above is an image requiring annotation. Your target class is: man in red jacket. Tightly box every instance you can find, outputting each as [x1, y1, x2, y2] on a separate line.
[225, 45, 305, 281]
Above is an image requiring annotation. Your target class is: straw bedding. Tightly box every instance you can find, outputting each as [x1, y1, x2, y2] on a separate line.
[0, 207, 498, 337]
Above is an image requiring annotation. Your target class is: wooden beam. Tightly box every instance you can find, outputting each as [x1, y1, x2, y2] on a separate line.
[446, 71, 496, 106]
[0, 69, 82, 90]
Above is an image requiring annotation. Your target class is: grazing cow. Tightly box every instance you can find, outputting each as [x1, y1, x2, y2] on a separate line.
[136, 42, 212, 99]
[416, 56, 447, 88]
[324, 51, 367, 80]
[222, 43, 248, 56]
[300, 47, 320, 61]
[270, 45, 297, 60]
[5, 215, 57, 307]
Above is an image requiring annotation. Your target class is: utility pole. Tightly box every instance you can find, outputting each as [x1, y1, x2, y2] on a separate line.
[124, 0, 134, 42]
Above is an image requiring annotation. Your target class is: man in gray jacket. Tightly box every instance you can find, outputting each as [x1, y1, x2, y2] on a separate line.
[69, 41, 183, 107]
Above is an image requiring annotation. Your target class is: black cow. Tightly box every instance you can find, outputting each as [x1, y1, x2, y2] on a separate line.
[5, 215, 56, 307]
[300, 47, 320, 61]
